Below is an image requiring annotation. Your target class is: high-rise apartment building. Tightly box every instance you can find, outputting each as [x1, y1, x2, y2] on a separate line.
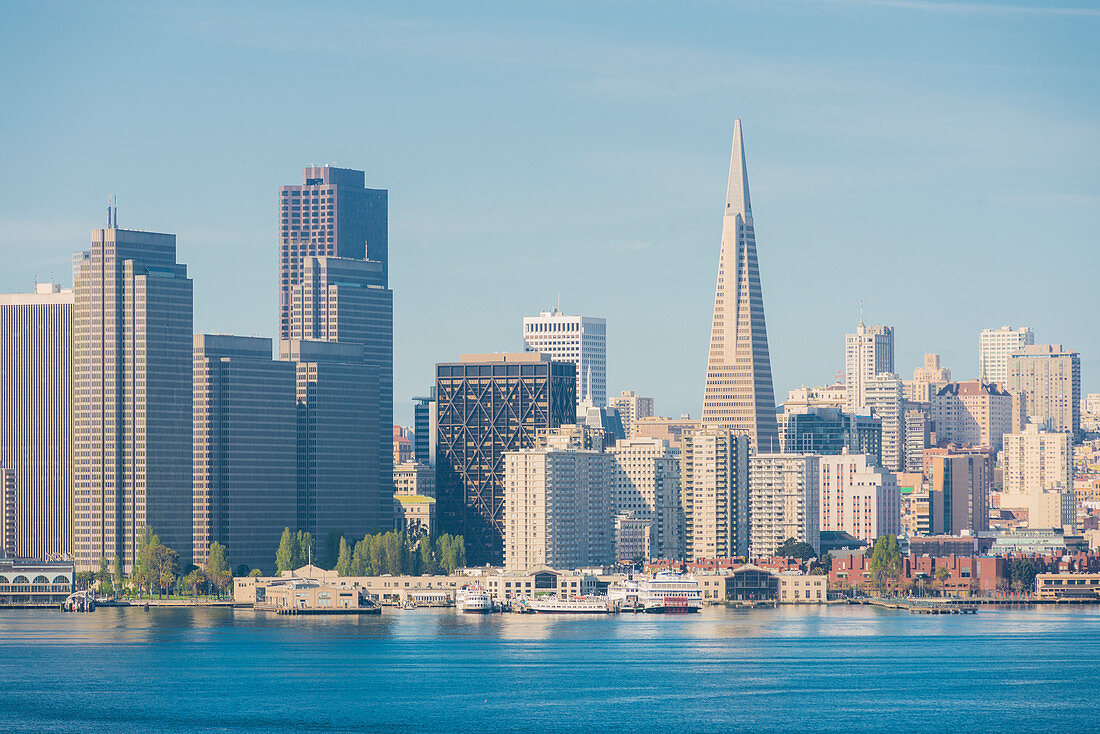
[680, 429, 749, 561]
[435, 352, 576, 565]
[979, 326, 1034, 385]
[845, 322, 894, 411]
[819, 453, 901, 542]
[609, 390, 654, 438]
[777, 407, 881, 464]
[749, 454, 821, 558]
[864, 373, 904, 472]
[903, 407, 931, 473]
[280, 339, 385, 544]
[279, 166, 388, 338]
[921, 453, 991, 535]
[1, 469, 14, 558]
[522, 309, 606, 408]
[906, 353, 951, 403]
[1001, 423, 1073, 495]
[931, 380, 1018, 450]
[193, 335, 297, 573]
[0, 284, 73, 560]
[633, 416, 702, 453]
[608, 437, 683, 560]
[289, 255, 393, 514]
[701, 120, 780, 452]
[73, 227, 194, 572]
[1007, 345, 1081, 437]
[502, 429, 613, 571]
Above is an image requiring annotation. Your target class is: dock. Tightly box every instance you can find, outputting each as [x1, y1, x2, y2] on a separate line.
[852, 598, 977, 614]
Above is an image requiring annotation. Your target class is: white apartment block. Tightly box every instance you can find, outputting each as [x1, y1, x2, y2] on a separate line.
[1001, 423, 1072, 495]
[864, 373, 904, 472]
[608, 437, 682, 560]
[819, 453, 901, 542]
[749, 453, 820, 559]
[979, 326, 1034, 386]
[609, 390, 654, 438]
[502, 436, 613, 571]
[680, 429, 749, 561]
[523, 309, 607, 407]
[845, 322, 894, 411]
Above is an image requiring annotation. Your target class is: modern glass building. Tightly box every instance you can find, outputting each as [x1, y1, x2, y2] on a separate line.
[777, 408, 882, 466]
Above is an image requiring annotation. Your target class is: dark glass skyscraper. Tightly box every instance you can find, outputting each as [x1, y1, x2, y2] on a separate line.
[435, 353, 576, 565]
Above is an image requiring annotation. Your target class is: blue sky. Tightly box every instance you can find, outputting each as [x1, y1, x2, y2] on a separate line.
[2, 1, 1097, 423]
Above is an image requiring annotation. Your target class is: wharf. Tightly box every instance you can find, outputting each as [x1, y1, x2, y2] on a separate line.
[853, 598, 977, 614]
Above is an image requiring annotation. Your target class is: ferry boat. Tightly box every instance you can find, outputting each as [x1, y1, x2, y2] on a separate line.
[456, 585, 493, 613]
[608, 572, 703, 613]
[525, 596, 611, 614]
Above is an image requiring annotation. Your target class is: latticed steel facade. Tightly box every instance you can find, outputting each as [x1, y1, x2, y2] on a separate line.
[435, 354, 575, 565]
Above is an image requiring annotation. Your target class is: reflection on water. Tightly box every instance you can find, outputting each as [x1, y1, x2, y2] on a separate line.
[2, 605, 1099, 732]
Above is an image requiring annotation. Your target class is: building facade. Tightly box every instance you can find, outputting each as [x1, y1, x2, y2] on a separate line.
[193, 335, 297, 574]
[522, 309, 606, 408]
[777, 407, 881, 464]
[435, 352, 576, 565]
[931, 380, 1017, 450]
[819, 453, 901, 542]
[979, 326, 1034, 385]
[0, 284, 73, 560]
[73, 227, 193, 572]
[681, 429, 749, 561]
[1007, 344, 1082, 437]
[608, 437, 683, 560]
[749, 454, 821, 558]
[922, 453, 991, 535]
[1001, 423, 1073, 495]
[609, 390, 654, 438]
[845, 322, 894, 411]
[701, 120, 780, 452]
[864, 373, 905, 472]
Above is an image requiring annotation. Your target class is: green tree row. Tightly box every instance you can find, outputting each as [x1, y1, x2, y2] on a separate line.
[275, 527, 466, 577]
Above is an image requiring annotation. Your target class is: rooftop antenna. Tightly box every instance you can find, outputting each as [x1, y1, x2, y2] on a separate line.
[859, 299, 864, 327]
[112, 194, 118, 229]
[106, 195, 111, 228]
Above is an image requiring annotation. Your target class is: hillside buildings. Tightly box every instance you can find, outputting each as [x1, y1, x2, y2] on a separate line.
[0, 284, 73, 561]
[701, 120, 780, 452]
[979, 326, 1034, 385]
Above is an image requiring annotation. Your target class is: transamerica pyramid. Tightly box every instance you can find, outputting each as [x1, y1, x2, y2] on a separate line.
[701, 119, 780, 452]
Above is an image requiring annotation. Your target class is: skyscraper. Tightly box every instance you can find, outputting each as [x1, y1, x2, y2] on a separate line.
[435, 352, 576, 565]
[193, 335, 297, 573]
[0, 283, 73, 560]
[1007, 344, 1081, 437]
[845, 321, 894, 411]
[609, 390, 654, 438]
[279, 166, 388, 338]
[522, 309, 606, 408]
[864, 373, 904, 472]
[978, 326, 1034, 385]
[73, 226, 193, 572]
[680, 429, 750, 560]
[701, 120, 779, 452]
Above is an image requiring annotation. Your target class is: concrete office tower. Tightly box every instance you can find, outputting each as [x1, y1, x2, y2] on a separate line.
[1007, 345, 1082, 437]
[749, 454, 821, 558]
[931, 380, 1018, 451]
[73, 227, 193, 573]
[701, 120, 780, 452]
[193, 335, 297, 573]
[1001, 423, 1073, 495]
[609, 438, 683, 560]
[979, 326, 1034, 385]
[281, 339, 385, 544]
[279, 166, 388, 338]
[0, 284, 73, 560]
[290, 255, 393, 514]
[864, 373, 905, 472]
[435, 353, 576, 565]
[522, 309, 606, 408]
[412, 391, 437, 467]
[777, 407, 882, 464]
[680, 429, 750, 561]
[845, 321, 895, 411]
[610, 390, 654, 438]
[819, 453, 901, 542]
[922, 453, 991, 535]
[502, 430, 614, 571]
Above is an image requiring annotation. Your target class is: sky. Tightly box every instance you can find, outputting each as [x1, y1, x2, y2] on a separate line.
[1, 1, 1097, 424]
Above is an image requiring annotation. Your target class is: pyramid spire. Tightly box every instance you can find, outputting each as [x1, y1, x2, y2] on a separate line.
[725, 119, 751, 221]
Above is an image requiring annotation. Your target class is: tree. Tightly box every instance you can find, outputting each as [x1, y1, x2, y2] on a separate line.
[336, 537, 353, 577]
[276, 527, 295, 574]
[206, 541, 231, 596]
[419, 535, 439, 575]
[74, 571, 96, 590]
[810, 552, 832, 576]
[111, 555, 124, 595]
[248, 568, 263, 577]
[97, 556, 113, 595]
[453, 536, 466, 570]
[149, 543, 180, 597]
[182, 569, 207, 596]
[132, 525, 161, 594]
[934, 566, 950, 596]
[322, 529, 344, 570]
[1010, 559, 1037, 594]
[234, 564, 251, 578]
[869, 535, 903, 594]
[294, 530, 314, 567]
[776, 537, 817, 560]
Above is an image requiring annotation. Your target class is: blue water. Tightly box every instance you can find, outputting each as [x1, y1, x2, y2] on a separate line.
[1, 604, 1097, 732]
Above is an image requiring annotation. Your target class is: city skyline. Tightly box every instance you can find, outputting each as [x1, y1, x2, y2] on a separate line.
[2, 3, 1096, 425]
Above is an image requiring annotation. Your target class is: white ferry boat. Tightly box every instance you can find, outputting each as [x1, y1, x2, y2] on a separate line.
[456, 585, 493, 613]
[608, 572, 703, 613]
[525, 596, 611, 614]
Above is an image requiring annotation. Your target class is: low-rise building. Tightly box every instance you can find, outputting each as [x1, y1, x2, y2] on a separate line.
[777, 573, 827, 603]
[0, 559, 74, 607]
[1035, 573, 1100, 601]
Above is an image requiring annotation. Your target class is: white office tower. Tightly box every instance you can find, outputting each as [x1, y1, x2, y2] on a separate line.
[680, 429, 749, 561]
[1001, 423, 1072, 495]
[0, 283, 73, 561]
[749, 454, 820, 559]
[608, 437, 682, 560]
[845, 321, 894, 411]
[864, 373, 905, 472]
[609, 390, 654, 438]
[819, 453, 900, 543]
[502, 430, 614, 571]
[979, 326, 1034, 385]
[523, 309, 607, 408]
